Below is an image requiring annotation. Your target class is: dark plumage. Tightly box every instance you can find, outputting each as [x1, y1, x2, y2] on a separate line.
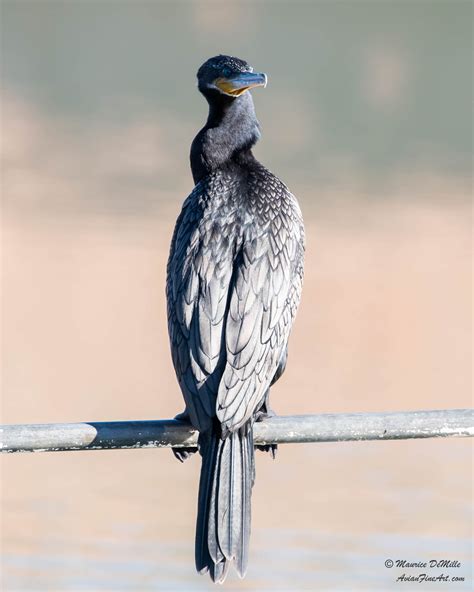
[166, 55, 305, 583]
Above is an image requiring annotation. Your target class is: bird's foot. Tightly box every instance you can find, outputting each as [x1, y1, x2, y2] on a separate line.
[254, 407, 278, 459]
[172, 410, 198, 463]
[255, 405, 277, 421]
[255, 442, 278, 459]
[173, 447, 198, 462]
[174, 410, 192, 422]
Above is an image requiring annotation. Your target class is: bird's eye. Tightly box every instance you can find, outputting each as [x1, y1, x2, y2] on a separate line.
[221, 67, 232, 78]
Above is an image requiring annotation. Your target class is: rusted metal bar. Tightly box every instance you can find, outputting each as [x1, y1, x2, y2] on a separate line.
[1, 409, 472, 454]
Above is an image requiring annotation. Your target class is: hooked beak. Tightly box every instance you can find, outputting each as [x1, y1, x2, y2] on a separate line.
[213, 72, 268, 97]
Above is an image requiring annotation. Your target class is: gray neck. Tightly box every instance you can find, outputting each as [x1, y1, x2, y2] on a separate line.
[190, 91, 261, 184]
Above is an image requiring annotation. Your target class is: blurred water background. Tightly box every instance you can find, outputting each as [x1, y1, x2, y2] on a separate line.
[1, 1, 472, 590]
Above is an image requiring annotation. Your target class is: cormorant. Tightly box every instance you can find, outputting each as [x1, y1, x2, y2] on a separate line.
[166, 55, 305, 583]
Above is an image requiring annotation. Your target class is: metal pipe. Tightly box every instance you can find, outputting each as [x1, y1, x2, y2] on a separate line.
[1, 409, 472, 453]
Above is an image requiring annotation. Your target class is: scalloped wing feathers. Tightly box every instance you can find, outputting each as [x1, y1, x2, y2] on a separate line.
[166, 166, 304, 433]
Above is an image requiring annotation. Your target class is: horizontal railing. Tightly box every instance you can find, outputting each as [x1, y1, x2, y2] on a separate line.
[1, 409, 472, 453]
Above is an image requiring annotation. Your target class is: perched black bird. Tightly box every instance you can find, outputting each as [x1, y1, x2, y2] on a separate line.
[166, 55, 305, 583]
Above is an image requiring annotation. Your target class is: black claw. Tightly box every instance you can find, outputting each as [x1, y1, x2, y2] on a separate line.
[255, 443, 278, 459]
[255, 407, 278, 458]
[172, 410, 198, 462]
[173, 446, 198, 462]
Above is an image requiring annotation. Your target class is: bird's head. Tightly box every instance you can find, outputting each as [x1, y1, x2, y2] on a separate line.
[197, 55, 267, 99]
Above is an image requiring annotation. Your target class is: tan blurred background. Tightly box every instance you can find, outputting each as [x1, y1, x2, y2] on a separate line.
[1, 1, 472, 590]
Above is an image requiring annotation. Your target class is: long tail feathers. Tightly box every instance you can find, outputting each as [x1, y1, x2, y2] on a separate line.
[195, 425, 254, 583]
